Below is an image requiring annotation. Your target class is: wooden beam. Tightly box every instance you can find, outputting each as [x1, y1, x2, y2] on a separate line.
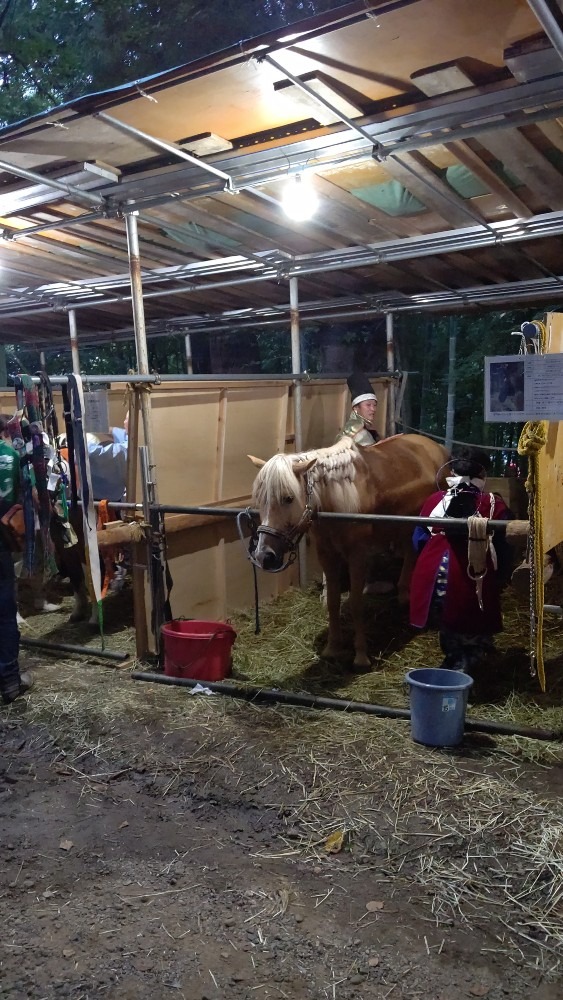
[412, 61, 534, 221]
[445, 140, 533, 219]
[476, 129, 563, 210]
[385, 150, 482, 228]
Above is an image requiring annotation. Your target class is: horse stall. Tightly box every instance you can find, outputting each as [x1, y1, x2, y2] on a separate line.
[0, 373, 393, 660]
[135, 373, 393, 655]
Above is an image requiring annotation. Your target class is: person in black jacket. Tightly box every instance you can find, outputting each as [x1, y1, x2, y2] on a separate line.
[0, 414, 33, 703]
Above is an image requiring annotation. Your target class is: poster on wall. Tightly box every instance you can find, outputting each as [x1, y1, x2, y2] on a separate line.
[484, 354, 563, 423]
[83, 389, 110, 434]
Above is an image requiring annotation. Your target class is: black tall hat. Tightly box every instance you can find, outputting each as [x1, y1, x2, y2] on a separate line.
[347, 372, 377, 406]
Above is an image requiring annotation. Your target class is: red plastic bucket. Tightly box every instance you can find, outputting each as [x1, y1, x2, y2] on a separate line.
[161, 619, 236, 681]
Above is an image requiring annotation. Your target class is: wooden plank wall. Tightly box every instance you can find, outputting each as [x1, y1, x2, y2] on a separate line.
[0, 375, 390, 652]
[142, 376, 390, 648]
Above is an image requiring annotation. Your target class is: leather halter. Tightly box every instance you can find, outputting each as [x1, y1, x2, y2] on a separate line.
[250, 471, 316, 573]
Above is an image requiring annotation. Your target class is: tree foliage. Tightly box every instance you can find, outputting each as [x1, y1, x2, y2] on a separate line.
[0, 0, 342, 125]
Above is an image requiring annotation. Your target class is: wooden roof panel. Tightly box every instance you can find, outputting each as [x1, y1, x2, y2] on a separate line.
[0, 0, 561, 345]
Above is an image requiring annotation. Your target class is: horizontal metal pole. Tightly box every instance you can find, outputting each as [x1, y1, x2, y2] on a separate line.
[152, 502, 519, 532]
[20, 637, 128, 661]
[2, 210, 104, 241]
[96, 111, 234, 189]
[25, 371, 398, 385]
[0, 158, 104, 209]
[1, 209, 562, 325]
[131, 673, 562, 741]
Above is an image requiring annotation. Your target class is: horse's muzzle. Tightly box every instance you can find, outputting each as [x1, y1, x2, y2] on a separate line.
[250, 525, 295, 573]
[258, 545, 285, 572]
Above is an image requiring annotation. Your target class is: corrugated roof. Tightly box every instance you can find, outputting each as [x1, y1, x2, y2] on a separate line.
[0, 0, 562, 347]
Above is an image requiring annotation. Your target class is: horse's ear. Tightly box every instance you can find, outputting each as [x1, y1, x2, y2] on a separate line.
[248, 454, 266, 469]
[293, 457, 317, 476]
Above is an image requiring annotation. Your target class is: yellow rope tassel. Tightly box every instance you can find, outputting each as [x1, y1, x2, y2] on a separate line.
[517, 320, 548, 691]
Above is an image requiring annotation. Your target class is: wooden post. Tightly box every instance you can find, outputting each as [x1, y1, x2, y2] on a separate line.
[386, 313, 396, 436]
[68, 309, 80, 375]
[127, 388, 149, 659]
[290, 275, 307, 587]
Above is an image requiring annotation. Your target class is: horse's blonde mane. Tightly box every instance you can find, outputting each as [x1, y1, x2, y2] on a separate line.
[252, 437, 362, 512]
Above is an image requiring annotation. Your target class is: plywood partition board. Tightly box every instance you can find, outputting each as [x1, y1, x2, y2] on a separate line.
[150, 387, 221, 504]
[162, 518, 298, 624]
[300, 381, 347, 450]
[298, 378, 391, 449]
[221, 385, 289, 498]
[0, 386, 127, 435]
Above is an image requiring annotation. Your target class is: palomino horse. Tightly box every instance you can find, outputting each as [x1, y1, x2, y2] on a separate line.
[249, 433, 449, 668]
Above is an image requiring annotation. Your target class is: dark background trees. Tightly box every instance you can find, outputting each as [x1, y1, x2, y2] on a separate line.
[1, 2, 558, 462]
[0, 0, 342, 124]
[6, 303, 551, 470]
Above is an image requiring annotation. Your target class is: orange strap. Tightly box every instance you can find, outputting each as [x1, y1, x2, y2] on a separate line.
[97, 499, 118, 599]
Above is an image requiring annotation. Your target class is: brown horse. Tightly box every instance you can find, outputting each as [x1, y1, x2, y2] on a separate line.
[249, 433, 449, 668]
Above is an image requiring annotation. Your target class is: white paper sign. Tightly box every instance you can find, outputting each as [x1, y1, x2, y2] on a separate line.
[485, 354, 563, 423]
[83, 390, 110, 434]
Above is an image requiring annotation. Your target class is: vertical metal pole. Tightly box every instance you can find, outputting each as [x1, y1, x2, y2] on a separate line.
[39, 350, 46, 373]
[289, 275, 307, 586]
[125, 208, 163, 655]
[290, 277, 303, 451]
[125, 209, 158, 493]
[445, 316, 457, 452]
[68, 309, 81, 375]
[185, 333, 193, 374]
[386, 312, 396, 436]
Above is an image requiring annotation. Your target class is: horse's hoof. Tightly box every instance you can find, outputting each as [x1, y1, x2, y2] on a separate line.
[353, 661, 373, 674]
[352, 655, 372, 671]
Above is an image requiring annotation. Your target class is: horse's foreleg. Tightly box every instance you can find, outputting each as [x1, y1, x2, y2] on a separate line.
[320, 562, 345, 660]
[348, 554, 370, 669]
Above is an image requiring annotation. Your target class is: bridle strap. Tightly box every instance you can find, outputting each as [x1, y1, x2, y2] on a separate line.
[247, 471, 316, 573]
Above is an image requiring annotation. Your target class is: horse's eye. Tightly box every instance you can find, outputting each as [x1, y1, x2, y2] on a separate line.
[282, 495, 294, 505]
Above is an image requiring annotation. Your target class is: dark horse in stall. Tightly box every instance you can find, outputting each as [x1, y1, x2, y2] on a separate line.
[249, 433, 449, 668]
[49, 507, 93, 621]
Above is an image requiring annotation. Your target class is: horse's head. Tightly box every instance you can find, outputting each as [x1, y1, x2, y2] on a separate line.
[248, 453, 318, 571]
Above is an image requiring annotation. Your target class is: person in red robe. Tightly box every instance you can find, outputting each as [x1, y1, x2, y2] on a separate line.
[409, 447, 513, 674]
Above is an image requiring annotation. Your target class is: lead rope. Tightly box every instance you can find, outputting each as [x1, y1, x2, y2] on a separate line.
[518, 419, 548, 691]
[466, 494, 496, 611]
[237, 508, 261, 634]
[517, 319, 548, 692]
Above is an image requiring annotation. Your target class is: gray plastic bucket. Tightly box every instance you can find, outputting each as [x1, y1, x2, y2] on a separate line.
[405, 668, 474, 747]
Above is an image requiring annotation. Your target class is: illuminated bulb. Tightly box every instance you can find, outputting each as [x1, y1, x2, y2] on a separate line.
[282, 173, 319, 222]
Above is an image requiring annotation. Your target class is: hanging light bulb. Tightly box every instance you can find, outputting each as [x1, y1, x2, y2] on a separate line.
[282, 173, 319, 222]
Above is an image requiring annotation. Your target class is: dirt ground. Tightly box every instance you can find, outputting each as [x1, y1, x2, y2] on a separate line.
[2, 579, 562, 1000]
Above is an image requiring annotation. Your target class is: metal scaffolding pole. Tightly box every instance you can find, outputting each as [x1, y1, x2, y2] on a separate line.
[97, 111, 235, 190]
[526, 0, 563, 64]
[386, 313, 396, 436]
[185, 333, 193, 374]
[0, 158, 104, 209]
[29, 371, 394, 385]
[289, 275, 307, 586]
[445, 316, 457, 452]
[68, 308, 81, 375]
[124, 209, 158, 475]
[125, 207, 163, 654]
